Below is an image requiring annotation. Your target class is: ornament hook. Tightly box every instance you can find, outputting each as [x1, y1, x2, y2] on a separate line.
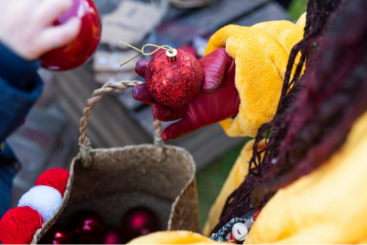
[118, 41, 176, 66]
[166, 48, 177, 62]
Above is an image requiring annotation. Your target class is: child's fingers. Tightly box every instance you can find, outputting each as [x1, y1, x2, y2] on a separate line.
[39, 17, 81, 52]
[34, 0, 73, 26]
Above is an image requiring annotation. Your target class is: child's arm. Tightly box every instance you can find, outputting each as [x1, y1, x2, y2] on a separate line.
[0, 43, 43, 142]
[0, 0, 81, 142]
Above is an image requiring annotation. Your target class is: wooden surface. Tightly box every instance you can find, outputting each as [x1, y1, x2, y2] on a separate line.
[155, 0, 269, 46]
[53, 0, 289, 169]
[54, 66, 151, 147]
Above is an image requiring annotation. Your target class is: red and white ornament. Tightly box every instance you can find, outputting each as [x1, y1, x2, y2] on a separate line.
[145, 48, 204, 107]
[0, 168, 70, 244]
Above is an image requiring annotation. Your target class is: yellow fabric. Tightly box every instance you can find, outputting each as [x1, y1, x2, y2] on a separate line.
[205, 19, 303, 137]
[246, 111, 367, 244]
[296, 12, 307, 29]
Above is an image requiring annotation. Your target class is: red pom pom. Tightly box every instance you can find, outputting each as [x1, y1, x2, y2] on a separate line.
[35, 168, 69, 196]
[0, 207, 44, 244]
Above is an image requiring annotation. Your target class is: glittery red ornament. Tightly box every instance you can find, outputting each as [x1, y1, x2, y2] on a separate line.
[39, 225, 73, 244]
[101, 226, 125, 244]
[145, 49, 203, 107]
[121, 206, 160, 241]
[72, 210, 104, 244]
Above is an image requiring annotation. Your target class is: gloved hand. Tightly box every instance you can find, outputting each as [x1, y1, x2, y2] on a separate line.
[133, 48, 240, 142]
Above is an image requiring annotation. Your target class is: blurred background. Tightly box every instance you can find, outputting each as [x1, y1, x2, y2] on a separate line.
[8, 0, 306, 229]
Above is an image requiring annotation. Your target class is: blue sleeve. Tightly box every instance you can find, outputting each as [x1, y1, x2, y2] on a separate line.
[0, 43, 44, 143]
[0, 143, 19, 219]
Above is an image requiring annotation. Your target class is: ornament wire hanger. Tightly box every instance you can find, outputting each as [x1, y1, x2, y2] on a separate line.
[119, 41, 175, 67]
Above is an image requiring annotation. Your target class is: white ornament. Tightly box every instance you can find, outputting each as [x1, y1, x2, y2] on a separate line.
[232, 223, 249, 241]
[18, 185, 62, 222]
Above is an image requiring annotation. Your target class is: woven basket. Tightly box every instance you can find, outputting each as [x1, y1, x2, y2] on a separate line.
[31, 81, 200, 244]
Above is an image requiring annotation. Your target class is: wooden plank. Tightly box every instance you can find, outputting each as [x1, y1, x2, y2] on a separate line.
[154, 0, 269, 47]
[170, 124, 245, 169]
[53, 66, 151, 148]
[162, 5, 193, 21]
[232, 2, 290, 27]
[94, 0, 192, 21]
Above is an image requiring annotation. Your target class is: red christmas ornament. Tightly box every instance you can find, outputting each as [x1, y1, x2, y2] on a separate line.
[72, 210, 104, 244]
[39, 225, 73, 244]
[0, 206, 44, 244]
[121, 206, 160, 241]
[40, 0, 101, 71]
[101, 226, 125, 244]
[145, 48, 203, 107]
[35, 168, 70, 197]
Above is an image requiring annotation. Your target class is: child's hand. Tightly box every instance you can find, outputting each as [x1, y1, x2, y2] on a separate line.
[0, 0, 81, 60]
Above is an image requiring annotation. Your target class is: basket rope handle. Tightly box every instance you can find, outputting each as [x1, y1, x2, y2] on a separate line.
[79, 80, 163, 163]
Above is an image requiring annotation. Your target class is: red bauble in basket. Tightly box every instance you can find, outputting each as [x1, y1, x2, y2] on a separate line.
[101, 226, 125, 244]
[72, 210, 105, 243]
[121, 206, 160, 241]
[145, 48, 204, 107]
[39, 225, 73, 244]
